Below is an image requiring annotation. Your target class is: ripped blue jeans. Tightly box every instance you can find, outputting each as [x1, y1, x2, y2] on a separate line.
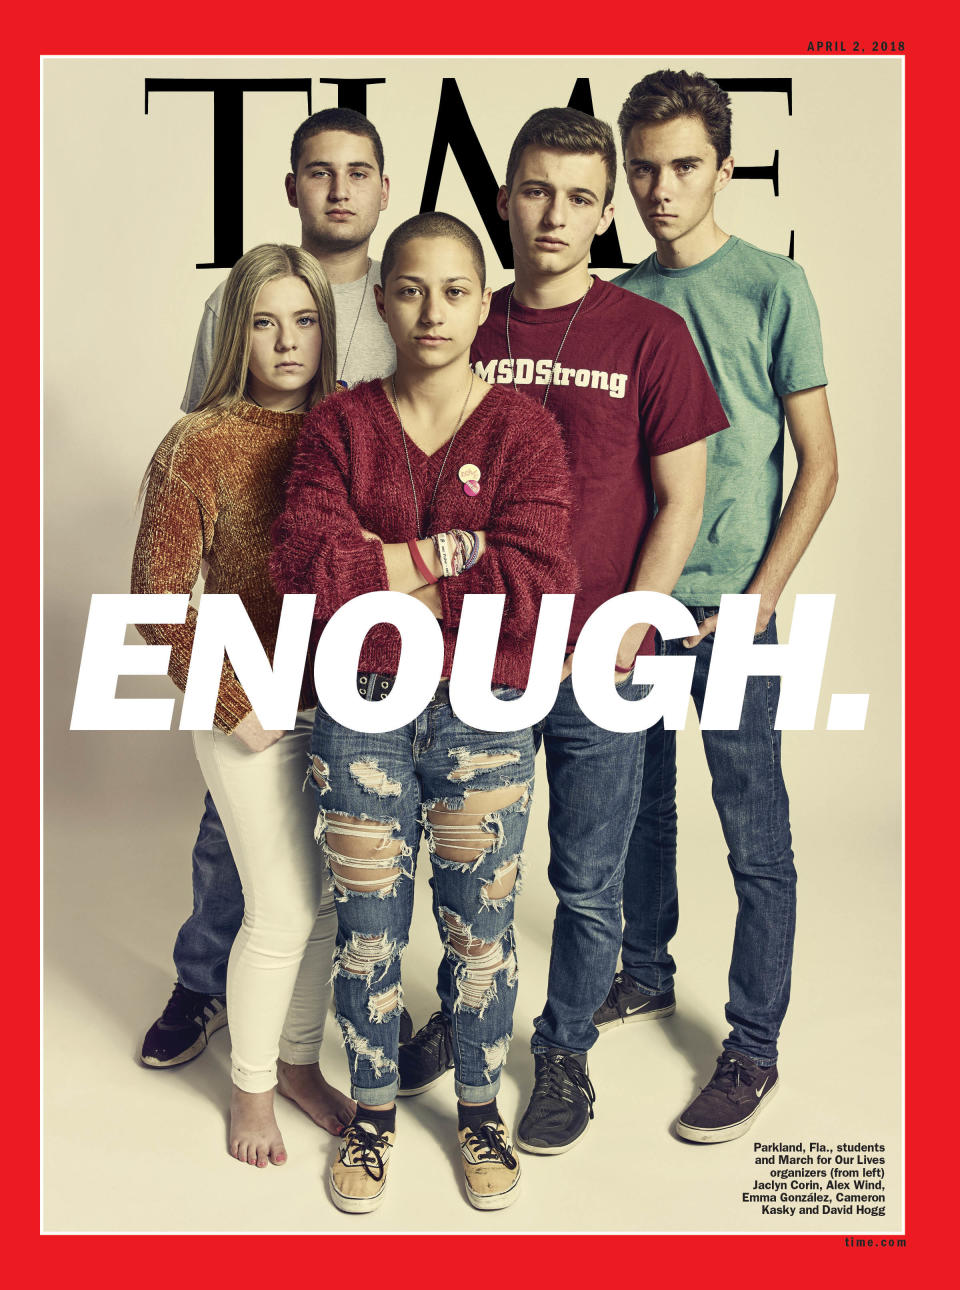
[309, 681, 535, 1106]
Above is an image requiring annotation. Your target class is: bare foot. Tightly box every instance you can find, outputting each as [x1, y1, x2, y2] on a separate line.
[229, 1086, 287, 1167]
[277, 1060, 356, 1136]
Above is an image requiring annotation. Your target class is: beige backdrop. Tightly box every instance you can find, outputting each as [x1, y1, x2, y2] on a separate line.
[43, 56, 902, 1234]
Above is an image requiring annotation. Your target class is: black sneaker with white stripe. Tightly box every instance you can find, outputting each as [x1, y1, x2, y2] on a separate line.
[677, 1051, 779, 1143]
[593, 971, 676, 1031]
[140, 983, 227, 1067]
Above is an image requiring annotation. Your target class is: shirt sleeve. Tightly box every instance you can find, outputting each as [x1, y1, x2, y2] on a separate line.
[131, 448, 252, 733]
[767, 266, 828, 396]
[270, 402, 391, 616]
[438, 404, 579, 650]
[638, 312, 729, 456]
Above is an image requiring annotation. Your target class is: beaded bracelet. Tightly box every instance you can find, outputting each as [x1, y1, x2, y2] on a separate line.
[461, 529, 481, 571]
[450, 528, 481, 576]
[450, 528, 470, 576]
[453, 529, 477, 572]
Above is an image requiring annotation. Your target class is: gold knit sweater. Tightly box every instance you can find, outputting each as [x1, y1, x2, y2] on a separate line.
[131, 399, 307, 732]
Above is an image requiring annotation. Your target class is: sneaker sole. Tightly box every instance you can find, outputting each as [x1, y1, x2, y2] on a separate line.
[595, 1002, 676, 1032]
[396, 1066, 454, 1097]
[676, 1078, 780, 1143]
[329, 1178, 387, 1213]
[139, 1009, 229, 1068]
[515, 1119, 591, 1156]
[465, 1170, 522, 1210]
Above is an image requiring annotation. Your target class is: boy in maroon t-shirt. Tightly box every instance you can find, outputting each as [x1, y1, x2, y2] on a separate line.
[399, 108, 727, 1155]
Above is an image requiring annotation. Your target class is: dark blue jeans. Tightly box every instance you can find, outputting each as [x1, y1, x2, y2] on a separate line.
[530, 675, 648, 1056]
[172, 793, 244, 995]
[431, 675, 648, 1057]
[621, 610, 795, 1065]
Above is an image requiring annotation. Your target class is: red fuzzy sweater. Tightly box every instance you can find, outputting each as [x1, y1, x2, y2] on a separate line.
[271, 380, 578, 690]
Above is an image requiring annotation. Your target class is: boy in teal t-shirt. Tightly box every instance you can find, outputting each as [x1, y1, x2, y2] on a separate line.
[596, 70, 838, 1144]
[616, 236, 827, 604]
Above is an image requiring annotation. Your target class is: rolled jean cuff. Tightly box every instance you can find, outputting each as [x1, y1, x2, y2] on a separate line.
[723, 1043, 778, 1067]
[277, 1039, 322, 1066]
[456, 1076, 502, 1104]
[353, 1081, 399, 1107]
[622, 975, 667, 998]
[530, 1041, 587, 1059]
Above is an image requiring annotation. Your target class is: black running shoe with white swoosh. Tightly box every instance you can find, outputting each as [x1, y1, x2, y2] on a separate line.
[593, 971, 676, 1032]
[677, 1052, 779, 1143]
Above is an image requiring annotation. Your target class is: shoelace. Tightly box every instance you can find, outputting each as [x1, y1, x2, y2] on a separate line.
[463, 1122, 518, 1170]
[602, 971, 634, 1019]
[341, 1122, 390, 1181]
[160, 983, 218, 1028]
[405, 1012, 449, 1055]
[534, 1054, 597, 1119]
[707, 1055, 758, 1099]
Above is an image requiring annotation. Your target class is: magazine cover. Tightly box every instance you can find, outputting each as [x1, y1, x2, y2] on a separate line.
[30, 4, 926, 1272]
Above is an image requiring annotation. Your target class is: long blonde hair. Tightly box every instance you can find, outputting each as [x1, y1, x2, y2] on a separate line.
[139, 244, 336, 506]
[196, 243, 337, 412]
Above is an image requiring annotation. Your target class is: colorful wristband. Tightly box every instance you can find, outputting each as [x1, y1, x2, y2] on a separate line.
[432, 532, 454, 580]
[461, 529, 481, 571]
[407, 538, 438, 585]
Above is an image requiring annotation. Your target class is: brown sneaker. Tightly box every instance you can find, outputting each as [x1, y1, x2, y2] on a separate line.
[329, 1117, 395, 1213]
[458, 1114, 521, 1210]
[676, 1051, 779, 1143]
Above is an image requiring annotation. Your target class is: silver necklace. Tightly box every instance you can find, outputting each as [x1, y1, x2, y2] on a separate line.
[336, 260, 371, 389]
[391, 371, 475, 538]
[505, 279, 592, 408]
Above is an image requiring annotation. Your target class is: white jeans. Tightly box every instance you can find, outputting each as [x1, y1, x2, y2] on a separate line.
[193, 710, 335, 1093]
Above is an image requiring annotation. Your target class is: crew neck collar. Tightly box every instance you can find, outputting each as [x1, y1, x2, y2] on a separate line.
[234, 398, 307, 427]
[652, 236, 739, 278]
[504, 275, 605, 320]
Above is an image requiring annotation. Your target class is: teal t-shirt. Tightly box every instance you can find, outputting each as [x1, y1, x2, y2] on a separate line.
[614, 236, 827, 604]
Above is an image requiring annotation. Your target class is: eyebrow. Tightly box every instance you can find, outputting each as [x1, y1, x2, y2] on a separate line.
[394, 275, 473, 284]
[630, 154, 704, 166]
[303, 159, 375, 170]
[252, 308, 319, 317]
[520, 178, 600, 201]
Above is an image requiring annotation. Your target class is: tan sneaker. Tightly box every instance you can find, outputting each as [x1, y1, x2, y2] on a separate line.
[458, 1115, 521, 1210]
[329, 1118, 395, 1213]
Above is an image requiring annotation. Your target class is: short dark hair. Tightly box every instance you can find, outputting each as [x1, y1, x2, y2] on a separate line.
[617, 70, 732, 167]
[380, 212, 486, 288]
[289, 108, 385, 175]
[505, 107, 617, 207]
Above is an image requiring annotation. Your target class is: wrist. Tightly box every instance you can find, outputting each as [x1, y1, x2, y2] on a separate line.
[617, 624, 650, 666]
